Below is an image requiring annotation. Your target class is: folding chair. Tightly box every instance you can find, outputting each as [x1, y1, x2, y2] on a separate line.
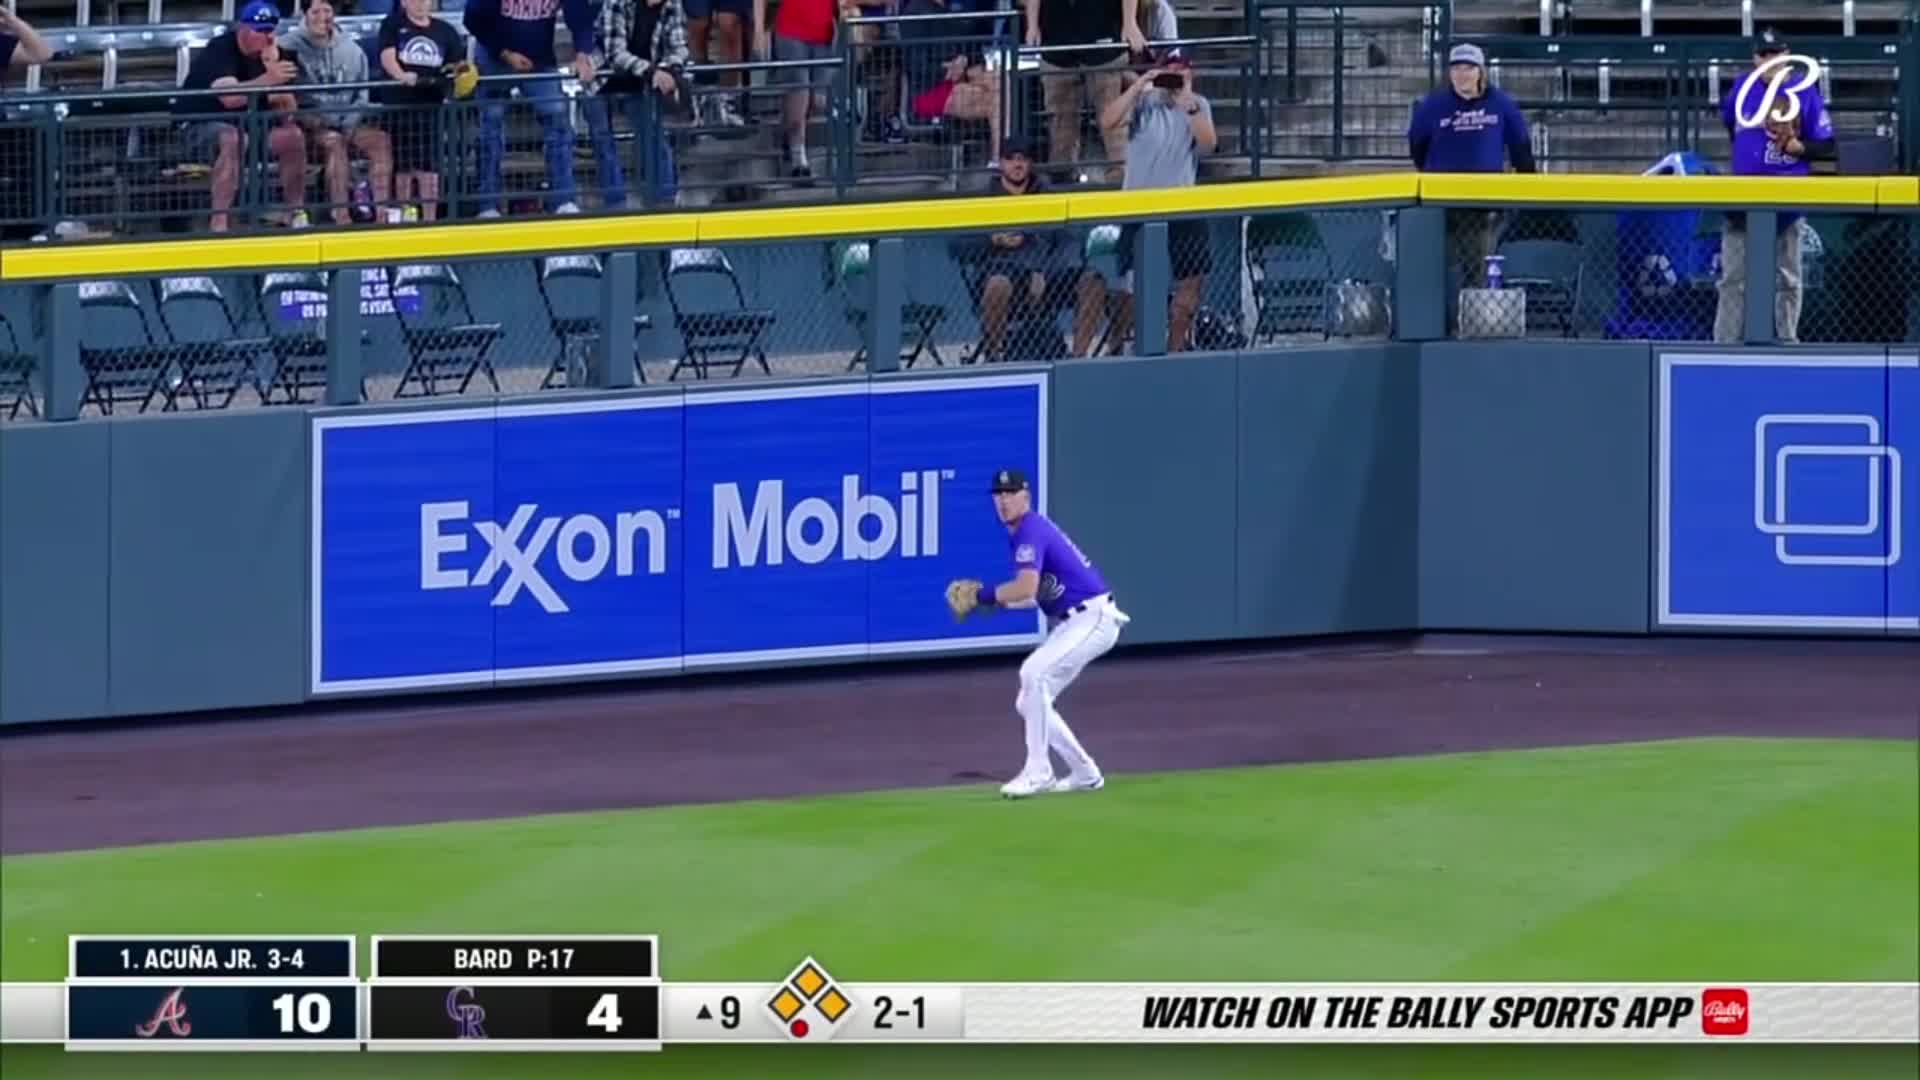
[390, 263, 505, 397]
[1081, 223, 1131, 356]
[75, 280, 181, 415]
[1245, 213, 1334, 343]
[659, 248, 775, 380]
[1494, 237, 1585, 338]
[533, 254, 655, 389]
[829, 239, 949, 371]
[153, 276, 272, 409]
[0, 310, 37, 419]
[255, 271, 373, 404]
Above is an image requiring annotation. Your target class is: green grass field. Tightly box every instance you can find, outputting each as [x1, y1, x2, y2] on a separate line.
[2, 736, 1916, 1078]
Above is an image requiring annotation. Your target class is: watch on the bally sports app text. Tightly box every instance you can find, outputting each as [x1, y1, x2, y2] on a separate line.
[5, 934, 1912, 1052]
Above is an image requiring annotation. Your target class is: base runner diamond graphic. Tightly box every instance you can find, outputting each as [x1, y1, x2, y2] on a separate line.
[765, 956, 857, 1042]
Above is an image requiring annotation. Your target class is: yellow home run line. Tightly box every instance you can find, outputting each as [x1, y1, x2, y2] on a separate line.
[3, 171, 1911, 283]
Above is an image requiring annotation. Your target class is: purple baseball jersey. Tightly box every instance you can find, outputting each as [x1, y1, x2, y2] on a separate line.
[1009, 512, 1109, 618]
[1722, 69, 1831, 177]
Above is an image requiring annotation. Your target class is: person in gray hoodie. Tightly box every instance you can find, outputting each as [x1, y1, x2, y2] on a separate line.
[279, 0, 395, 224]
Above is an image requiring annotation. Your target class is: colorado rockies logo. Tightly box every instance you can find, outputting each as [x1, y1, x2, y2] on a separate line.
[445, 986, 487, 1038]
[1733, 53, 1822, 130]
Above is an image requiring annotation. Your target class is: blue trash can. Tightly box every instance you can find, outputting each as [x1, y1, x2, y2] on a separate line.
[1604, 152, 1719, 340]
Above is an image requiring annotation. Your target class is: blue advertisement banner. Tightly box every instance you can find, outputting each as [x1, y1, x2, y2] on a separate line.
[311, 376, 1048, 694]
[1658, 351, 1918, 632]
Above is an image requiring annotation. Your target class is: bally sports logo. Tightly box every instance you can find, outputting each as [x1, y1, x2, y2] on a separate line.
[1700, 988, 1750, 1036]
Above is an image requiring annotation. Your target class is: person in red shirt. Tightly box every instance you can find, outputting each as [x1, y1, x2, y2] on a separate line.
[753, 0, 839, 180]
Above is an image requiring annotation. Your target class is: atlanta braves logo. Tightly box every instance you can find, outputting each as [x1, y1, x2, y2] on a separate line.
[1733, 53, 1823, 129]
[446, 985, 487, 1038]
[133, 988, 192, 1038]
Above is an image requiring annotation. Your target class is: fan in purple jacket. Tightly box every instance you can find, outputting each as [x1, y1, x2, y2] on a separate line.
[1711, 27, 1835, 344]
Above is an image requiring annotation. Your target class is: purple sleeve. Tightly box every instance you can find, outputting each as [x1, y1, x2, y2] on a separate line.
[1806, 87, 1834, 140]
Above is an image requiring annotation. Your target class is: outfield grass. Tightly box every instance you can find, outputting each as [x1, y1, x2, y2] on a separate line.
[2, 736, 1915, 1077]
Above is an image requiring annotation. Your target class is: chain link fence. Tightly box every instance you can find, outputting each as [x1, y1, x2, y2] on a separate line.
[1444, 206, 1920, 344]
[0, 204, 1413, 421]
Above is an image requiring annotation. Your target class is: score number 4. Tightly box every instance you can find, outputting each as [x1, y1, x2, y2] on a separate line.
[586, 993, 625, 1033]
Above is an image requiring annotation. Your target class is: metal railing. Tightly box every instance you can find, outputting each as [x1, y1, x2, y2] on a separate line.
[1458, 33, 1914, 172]
[1, 0, 1917, 241]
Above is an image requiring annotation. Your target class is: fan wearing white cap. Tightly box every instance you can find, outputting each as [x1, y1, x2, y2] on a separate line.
[1407, 43, 1534, 176]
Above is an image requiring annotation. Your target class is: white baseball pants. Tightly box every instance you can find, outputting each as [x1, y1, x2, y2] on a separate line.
[1015, 594, 1129, 778]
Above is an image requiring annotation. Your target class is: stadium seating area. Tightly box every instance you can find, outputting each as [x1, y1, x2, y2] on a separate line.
[0, 0, 1913, 239]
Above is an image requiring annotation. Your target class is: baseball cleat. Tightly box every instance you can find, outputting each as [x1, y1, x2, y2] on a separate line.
[1052, 771, 1105, 793]
[999, 771, 1057, 798]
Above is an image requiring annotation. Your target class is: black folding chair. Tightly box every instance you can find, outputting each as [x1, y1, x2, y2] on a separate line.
[390, 263, 504, 397]
[153, 275, 271, 409]
[533, 254, 655, 388]
[828, 239, 949, 371]
[660, 247, 776, 380]
[0, 310, 38, 419]
[75, 280, 179, 415]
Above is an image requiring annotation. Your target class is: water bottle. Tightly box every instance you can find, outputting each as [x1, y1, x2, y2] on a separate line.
[1484, 254, 1505, 290]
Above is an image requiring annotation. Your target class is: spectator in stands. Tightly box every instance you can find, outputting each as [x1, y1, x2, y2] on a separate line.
[173, 2, 311, 232]
[903, 0, 1001, 162]
[684, 0, 748, 127]
[958, 139, 1099, 359]
[464, 0, 621, 216]
[753, 0, 837, 180]
[0, 7, 55, 241]
[377, 0, 469, 221]
[281, 0, 398, 225]
[0, 7, 52, 71]
[1023, 0, 1130, 184]
[588, 0, 690, 207]
[1407, 42, 1534, 290]
[1085, 48, 1213, 353]
[844, 0, 902, 143]
[1129, 0, 1174, 49]
[1714, 28, 1833, 345]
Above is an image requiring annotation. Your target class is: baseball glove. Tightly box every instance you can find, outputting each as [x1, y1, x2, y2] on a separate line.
[945, 578, 984, 621]
[444, 60, 480, 100]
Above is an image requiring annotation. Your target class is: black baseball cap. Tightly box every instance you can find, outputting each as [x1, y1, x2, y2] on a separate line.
[1754, 27, 1789, 55]
[999, 136, 1035, 160]
[989, 468, 1028, 493]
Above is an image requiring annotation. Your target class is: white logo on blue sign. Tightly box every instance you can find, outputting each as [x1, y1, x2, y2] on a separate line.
[1659, 353, 1918, 632]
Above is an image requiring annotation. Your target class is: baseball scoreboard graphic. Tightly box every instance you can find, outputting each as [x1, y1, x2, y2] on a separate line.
[309, 375, 1048, 693]
[2, 936, 1914, 1049]
[1658, 351, 1919, 632]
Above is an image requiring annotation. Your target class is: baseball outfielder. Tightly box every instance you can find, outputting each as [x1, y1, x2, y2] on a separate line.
[946, 468, 1131, 798]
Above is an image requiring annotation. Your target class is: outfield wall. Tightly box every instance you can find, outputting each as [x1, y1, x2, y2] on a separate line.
[4, 340, 1912, 726]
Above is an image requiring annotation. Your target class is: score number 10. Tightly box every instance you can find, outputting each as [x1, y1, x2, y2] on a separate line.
[270, 992, 336, 1035]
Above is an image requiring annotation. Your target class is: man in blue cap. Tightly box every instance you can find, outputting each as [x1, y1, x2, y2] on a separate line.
[172, 1, 311, 231]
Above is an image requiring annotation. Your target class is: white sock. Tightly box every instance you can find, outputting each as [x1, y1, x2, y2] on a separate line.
[1018, 685, 1052, 776]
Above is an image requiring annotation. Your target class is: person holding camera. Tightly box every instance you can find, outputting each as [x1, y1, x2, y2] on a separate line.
[1082, 49, 1214, 354]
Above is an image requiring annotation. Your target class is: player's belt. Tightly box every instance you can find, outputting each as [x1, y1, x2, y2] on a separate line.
[1062, 593, 1112, 618]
